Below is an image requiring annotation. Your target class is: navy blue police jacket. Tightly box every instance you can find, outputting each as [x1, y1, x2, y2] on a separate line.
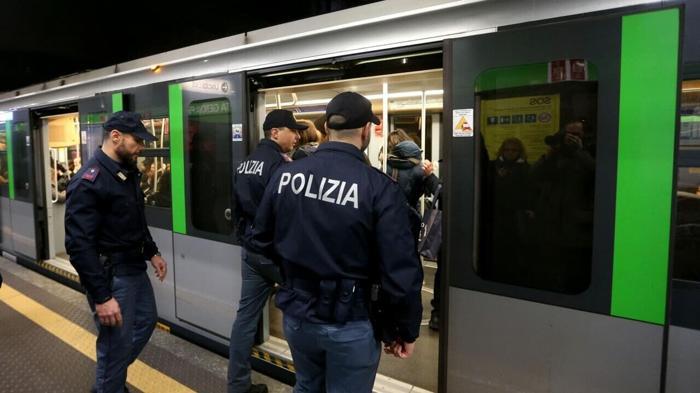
[233, 138, 289, 245]
[65, 149, 159, 303]
[250, 141, 423, 343]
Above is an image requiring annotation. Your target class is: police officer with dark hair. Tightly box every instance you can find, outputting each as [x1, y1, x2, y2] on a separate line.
[228, 109, 306, 393]
[250, 92, 423, 392]
[65, 111, 167, 393]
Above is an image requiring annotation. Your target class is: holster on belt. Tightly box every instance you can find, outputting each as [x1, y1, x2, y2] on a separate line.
[313, 278, 362, 323]
[99, 254, 113, 282]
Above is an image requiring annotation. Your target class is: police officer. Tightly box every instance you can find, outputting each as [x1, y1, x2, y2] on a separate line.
[228, 109, 306, 393]
[251, 92, 423, 392]
[65, 111, 167, 393]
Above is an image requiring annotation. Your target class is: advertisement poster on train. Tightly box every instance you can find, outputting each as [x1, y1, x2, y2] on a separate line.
[453, 109, 474, 137]
[480, 94, 560, 160]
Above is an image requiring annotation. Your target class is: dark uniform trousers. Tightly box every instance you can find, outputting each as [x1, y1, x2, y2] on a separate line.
[229, 139, 289, 393]
[65, 149, 160, 393]
[89, 272, 157, 393]
[251, 142, 424, 393]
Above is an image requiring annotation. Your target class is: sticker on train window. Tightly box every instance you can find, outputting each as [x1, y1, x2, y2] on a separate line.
[232, 124, 243, 142]
[453, 108, 474, 137]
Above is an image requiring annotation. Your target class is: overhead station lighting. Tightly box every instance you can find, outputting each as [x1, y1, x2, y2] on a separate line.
[355, 50, 442, 65]
[0, 111, 12, 122]
[263, 67, 338, 78]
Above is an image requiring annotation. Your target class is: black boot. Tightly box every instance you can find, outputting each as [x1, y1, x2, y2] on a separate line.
[429, 309, 439, 331]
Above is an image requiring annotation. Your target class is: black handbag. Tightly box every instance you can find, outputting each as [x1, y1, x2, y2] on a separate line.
[417, 185, 443, 261]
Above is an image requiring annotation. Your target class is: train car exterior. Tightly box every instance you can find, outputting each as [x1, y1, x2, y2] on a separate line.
[0, 1, 698, 392]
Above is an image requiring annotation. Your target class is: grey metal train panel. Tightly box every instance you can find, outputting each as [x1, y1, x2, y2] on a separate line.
[666, 326, 700, 392]
[1, 197, 13, 252]
[447, 288, 664, 393]
[147, 226, 176, 322]
[173, 233, 242, 340]
[10, 200, 35, 259]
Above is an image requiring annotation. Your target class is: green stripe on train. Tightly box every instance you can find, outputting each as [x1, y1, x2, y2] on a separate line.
[6, 120, 14, 199]
[112, 92, 123, 112]
[612, 8, 679, 325]
[168, 84, 187, 234]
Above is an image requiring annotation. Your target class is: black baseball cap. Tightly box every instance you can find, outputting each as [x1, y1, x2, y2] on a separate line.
[103, 111, 157, 142]
[325, 92, 380, 129]
[263, 109, 308, 131]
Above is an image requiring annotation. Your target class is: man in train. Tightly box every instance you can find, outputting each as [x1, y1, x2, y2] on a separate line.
[249, 92, 423, 392]
[229, 109, 305, 393]
[65, 111, 168, 393]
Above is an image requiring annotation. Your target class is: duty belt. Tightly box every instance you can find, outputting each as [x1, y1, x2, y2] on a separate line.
[287, 277, 370, 322]
[99, 246, 146, 276]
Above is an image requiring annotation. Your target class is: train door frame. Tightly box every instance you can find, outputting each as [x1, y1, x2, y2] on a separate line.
[0, 115, 15, 254]
[247, 49, 445, 392]
[666, 62, 700, 391]
[441, 5, 682, 392]
[37, 109, 81, 268]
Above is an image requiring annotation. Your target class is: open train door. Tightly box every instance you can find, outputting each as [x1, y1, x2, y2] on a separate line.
[168, 74, 249, 339]
[441, 6, 682, 392]
[5, 108, 44, 262]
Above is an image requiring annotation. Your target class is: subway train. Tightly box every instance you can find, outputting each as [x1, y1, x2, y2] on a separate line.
[1, 1, 699, 392]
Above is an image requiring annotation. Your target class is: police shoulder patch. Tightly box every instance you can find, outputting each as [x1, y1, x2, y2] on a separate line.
[81, 167, 100, 182]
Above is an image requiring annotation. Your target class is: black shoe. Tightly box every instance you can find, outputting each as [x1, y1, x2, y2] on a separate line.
[429, 310, 439, 331]
[247, 384, 268, 393]
[89, 387, 129, 393]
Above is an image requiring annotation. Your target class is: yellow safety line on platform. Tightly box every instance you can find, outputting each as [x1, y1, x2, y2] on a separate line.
[0, 284, 195, 393]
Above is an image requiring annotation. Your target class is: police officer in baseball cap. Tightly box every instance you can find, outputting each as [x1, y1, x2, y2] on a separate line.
[65, 110, 167, 393]
[250, 92, 423, 392]
[228, 109, 306, 393]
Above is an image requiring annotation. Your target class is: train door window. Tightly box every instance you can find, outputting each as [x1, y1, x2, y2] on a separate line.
[79, 112, 108, 163]
[674, 167, 700, 282]
[137, 118, 171, 208]
[12, 121, 32, 201]
[474, 61, 598, 294]
[186, 99, 233, 235]
[680, 80, 700, 148]
[0, 122, 8, 196]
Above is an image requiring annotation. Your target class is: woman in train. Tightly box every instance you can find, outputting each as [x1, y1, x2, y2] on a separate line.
[291, 119, 321, 160]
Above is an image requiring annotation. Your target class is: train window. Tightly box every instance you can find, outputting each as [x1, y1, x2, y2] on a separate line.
[673, 167, 700, 282]
[12, 121, 32, 201]
[187, 99, 233, 235]
[137, 156, 171, 208]
[474, 61, 598, 294]
[137, 118, 171, 208]
[680, 80, 700, 148]
[0, 122, 8, 196]
[142, 118, 170, 149]
[80, 112, 108, 161]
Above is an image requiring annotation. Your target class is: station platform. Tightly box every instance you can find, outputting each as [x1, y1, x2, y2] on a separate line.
[0, 256, 291, 393]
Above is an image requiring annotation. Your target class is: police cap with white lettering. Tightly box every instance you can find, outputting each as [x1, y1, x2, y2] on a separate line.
[263, 109, 308, 131]
[103, 111, 157, 142]
[326, 92, 381, 130]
